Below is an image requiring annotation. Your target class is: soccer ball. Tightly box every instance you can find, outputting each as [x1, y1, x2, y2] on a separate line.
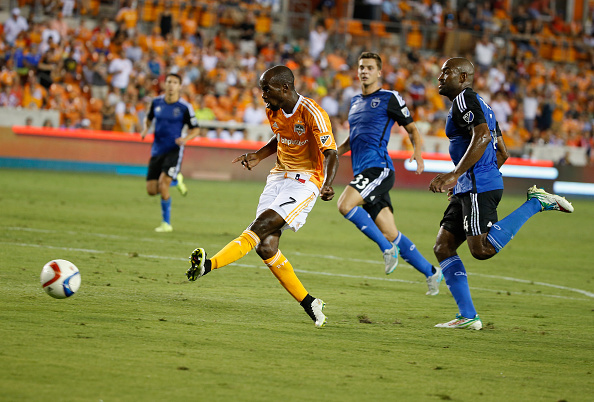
[40, 259, 81, 299]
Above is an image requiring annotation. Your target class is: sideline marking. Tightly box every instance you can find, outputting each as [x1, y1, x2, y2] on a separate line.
[2, 233, 592, 300]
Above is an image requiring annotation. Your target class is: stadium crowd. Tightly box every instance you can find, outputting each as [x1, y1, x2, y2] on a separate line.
[1, 0, 593, 162]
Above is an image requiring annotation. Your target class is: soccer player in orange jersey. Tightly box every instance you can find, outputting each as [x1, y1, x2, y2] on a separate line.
[186, 65, 339, 328]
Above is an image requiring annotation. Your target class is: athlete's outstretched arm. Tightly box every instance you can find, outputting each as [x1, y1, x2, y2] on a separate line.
[233, 135, 278, 170]
[403, 122, 424, 174]
[320, 149, 339, 201]
[140, 116, 152, 140]
[429, 122, 491, 193]
[336, 136, 350, 156]
[176, 127, 201, 146]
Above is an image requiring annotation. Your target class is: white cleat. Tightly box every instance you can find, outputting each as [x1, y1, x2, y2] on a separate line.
[426, 267, 444, 296]
[304, 298, 327, 328]
[527, 185, 574, 213]
[435, 314, 482, 330]
[383, 245, 399, 275]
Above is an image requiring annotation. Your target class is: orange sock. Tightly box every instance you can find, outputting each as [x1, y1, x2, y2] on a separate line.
[211, 230, 260, 269]
[263, 250, 308, 302]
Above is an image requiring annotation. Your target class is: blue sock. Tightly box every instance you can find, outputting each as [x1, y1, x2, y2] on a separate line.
[170, 179, 178, 186]
[487, 198, 541, 252]
[394, 232, 434, 277]
[345, 207, 393, 252]
[161, 198, 171, 224]
[440, 256, 477, 319]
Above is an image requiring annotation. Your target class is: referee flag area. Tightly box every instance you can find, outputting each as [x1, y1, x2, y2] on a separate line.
[0, 169, 592, 401]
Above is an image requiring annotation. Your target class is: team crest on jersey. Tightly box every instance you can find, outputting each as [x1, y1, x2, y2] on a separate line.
[155, 106, 162, 113]
[320, 135, 331, 146]
[463, 111, 474, 123]
[371, 98, 381, 108]
[294, 122, 305, 136]
[173, 107, 181, 117]
[401, 107, 410, 117]
[272, 122, 278, 129]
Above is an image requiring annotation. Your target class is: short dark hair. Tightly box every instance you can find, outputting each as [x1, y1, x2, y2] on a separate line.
[166, 73, 182, 83]
[358, 52, 382, 70]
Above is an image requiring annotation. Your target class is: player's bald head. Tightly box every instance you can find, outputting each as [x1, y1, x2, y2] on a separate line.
[445, 57, 475, 83]
[261, 65, 295, 89]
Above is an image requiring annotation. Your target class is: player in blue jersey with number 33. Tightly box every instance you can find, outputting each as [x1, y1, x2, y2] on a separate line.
[337, 52, 444, 296]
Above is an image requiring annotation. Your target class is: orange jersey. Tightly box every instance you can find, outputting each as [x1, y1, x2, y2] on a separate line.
[266, 95, 336, 189]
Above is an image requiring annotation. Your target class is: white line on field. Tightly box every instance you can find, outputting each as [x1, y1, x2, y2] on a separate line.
[1, 234, 592, 300]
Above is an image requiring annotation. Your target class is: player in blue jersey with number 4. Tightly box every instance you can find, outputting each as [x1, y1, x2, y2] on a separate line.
[430, 57, 574, 330]
[337, 52, 443, 296]
[140, 73, 200, 232]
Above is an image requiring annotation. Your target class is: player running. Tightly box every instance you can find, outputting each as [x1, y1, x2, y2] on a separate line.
[140, 72, 200, 232]
[430, 57, 574, 330]
[336, 52, 443, 295]
[186, 65, 339, 328]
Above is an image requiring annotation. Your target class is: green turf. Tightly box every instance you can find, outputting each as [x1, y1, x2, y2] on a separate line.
[1, 169, 592, 401]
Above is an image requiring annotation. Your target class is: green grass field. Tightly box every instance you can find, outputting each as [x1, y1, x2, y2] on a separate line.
[1, 169, 593, 402]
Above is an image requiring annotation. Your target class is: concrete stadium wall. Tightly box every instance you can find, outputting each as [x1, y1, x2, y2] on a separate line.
[1, 126, 593, 197]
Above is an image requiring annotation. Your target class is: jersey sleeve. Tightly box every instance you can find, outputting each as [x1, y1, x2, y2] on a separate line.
[451, 91, 487, 130]
[304, 101, 336, 152]
[495, 121, 502, 137]
[387, 91, 414, 127]
[183, 103, 199, 129]
[146, 99, 155, 121]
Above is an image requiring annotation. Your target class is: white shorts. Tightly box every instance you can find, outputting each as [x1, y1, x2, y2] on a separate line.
[256, 172, 320, 232]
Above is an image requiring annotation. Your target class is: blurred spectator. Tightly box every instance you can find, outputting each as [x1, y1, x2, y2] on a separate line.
[40, 22, 61, 54]
[22, 72, 47, 109]
[49, 12, 68, 39]
[475, 34, 496, 72]
[491, 91, 512, 131]
[4, 8, 29, 46]
[309, 21, 328, 60]
[238, 11, 257, 56]
[523, 89, 539, 132]
[320, 88, 339, 117]
[408, 75, 426, 107]
[0, 84, 21, 107]
[159, 8, 173, 38]
[243, 96, 266, 125]
[37, 46, 60, 89]
[108, 49, 133, 94]
[115, 0, 138, 37]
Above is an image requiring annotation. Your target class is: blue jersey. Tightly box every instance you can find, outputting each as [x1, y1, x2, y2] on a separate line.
[347, 89, 413, 175]
[446, 88, 503, 195]
[146, 95, 199, 157]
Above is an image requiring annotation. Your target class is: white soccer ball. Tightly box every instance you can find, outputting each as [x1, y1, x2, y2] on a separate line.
[40, 259, 81, 299]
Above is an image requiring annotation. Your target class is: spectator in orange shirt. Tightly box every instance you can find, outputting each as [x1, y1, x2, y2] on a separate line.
[22, 72, 48, 109]
[115, 0, 139, 36]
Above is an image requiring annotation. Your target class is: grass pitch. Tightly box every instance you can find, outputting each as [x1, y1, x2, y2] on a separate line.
[1, 169, 593, 402]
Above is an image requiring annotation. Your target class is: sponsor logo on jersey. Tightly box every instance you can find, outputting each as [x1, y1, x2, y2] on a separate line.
[401, 106, 410, 117]
[280, 136, 308, 146]
[294, 122, 305, 135]
[320, 135, 331, 146]
[463, 111, 474, 123]
[371, 98, 381, 108]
